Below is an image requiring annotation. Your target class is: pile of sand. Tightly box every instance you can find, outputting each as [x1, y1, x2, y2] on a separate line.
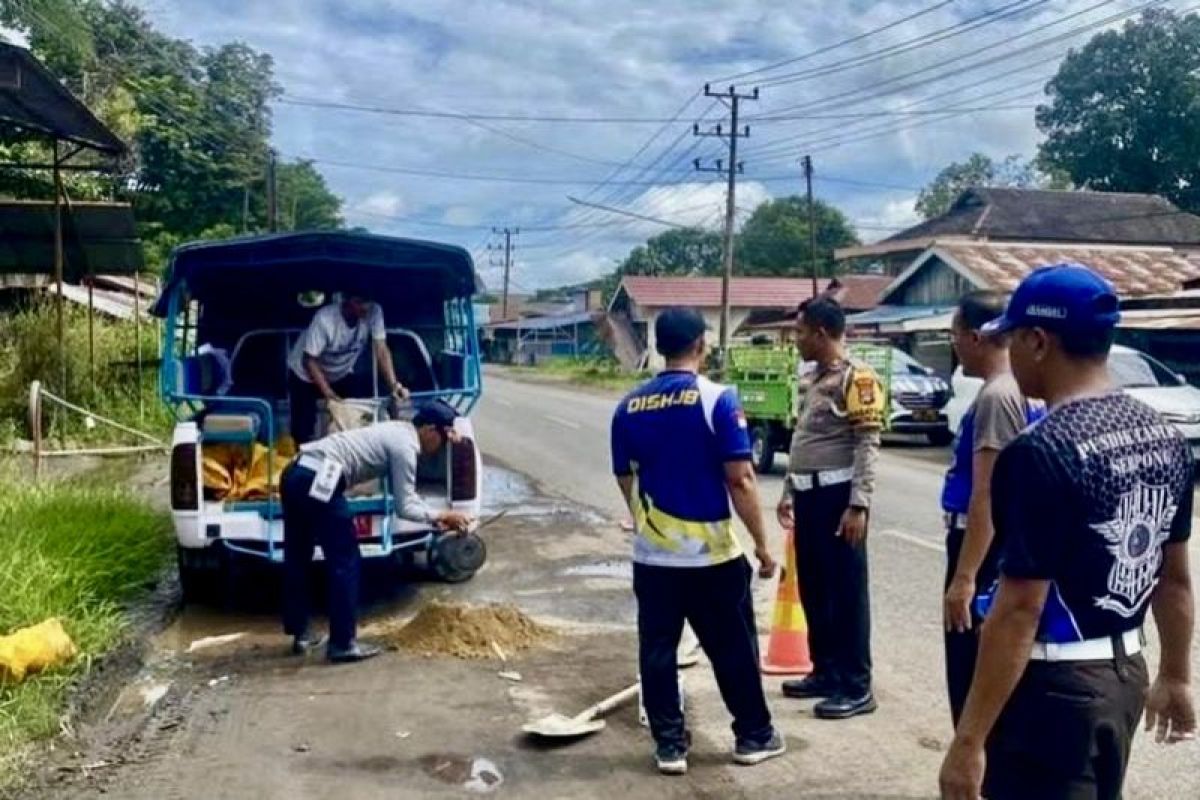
[381, 601, 555, 660]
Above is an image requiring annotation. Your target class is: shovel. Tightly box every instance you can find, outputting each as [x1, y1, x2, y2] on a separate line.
[521, 682, 640, 739]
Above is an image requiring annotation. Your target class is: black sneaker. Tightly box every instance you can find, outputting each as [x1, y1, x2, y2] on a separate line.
[326, 640, 383, 664]
[733, 730, 787, 766]
[655, 744, 688, 776]
[781, 674, 837, 699]
[814, 692, 877, 720]
[291, 632, 327, 656]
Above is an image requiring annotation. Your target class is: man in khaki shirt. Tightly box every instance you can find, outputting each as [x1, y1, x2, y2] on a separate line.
[776, 297, 885, 720]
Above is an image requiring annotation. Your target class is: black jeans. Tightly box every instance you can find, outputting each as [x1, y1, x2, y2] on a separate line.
[984, 648, 1149, 800]
[943, 525, 1000, 726]
[280, 462, 361, 649]
[288, 371, 372, 445]
[633, 557, 774, 750]
[793, 483, 872, 697]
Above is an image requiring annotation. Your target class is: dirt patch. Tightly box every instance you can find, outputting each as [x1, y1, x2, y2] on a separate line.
[379, 601, 555, 660]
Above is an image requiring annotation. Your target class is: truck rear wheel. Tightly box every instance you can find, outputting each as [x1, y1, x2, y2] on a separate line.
[750, 425, 775, 474]
[177, 546, 219, 605]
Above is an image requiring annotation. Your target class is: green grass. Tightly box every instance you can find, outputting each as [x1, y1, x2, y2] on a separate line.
[0, 302, 172, 449]
[509, 357, 646, 393]
[0, 463, 170, 781]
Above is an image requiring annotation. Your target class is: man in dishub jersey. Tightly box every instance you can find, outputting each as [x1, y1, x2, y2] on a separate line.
[940, 264, 1196, 800]
[610, 307, 784, 776]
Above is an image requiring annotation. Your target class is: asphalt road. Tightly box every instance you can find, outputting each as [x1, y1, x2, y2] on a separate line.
[475, 368, 1200, 800]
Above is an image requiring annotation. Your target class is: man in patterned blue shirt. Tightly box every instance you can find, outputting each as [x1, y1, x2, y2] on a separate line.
[940, 265, 1196, 800]
[611, 307, 784, 776]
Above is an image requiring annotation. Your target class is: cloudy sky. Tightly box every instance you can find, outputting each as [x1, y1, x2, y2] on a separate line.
[132, 0, 1159, 290]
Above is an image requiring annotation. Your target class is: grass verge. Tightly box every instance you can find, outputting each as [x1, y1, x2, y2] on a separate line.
[507, 357, 645, 393]
[0, 462, 170, 784]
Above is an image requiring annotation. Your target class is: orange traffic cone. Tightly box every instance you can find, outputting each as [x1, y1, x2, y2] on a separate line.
[761, 528, 813, 675]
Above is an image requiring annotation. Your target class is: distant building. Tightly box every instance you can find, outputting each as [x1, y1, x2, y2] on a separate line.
[606, 275, 878, 369]
[836, 188, 1200, 373]
[480, 286, 607, 364]
[839, 188, 1200, 276]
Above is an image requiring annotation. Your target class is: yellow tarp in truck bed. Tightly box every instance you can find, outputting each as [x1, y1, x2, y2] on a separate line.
[203, 437, 296, 501]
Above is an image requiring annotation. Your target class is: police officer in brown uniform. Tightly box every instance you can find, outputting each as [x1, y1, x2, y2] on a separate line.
[776, 297, 885, 719]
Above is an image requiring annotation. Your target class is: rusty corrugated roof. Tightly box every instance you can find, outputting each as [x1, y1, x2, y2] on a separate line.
[885, 188, 1200, 246]
[618, 276, 834, 309]
[936, 242, 1200, 297]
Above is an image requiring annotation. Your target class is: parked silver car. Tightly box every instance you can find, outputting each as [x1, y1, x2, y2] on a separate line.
[945, 344, 1200, 458]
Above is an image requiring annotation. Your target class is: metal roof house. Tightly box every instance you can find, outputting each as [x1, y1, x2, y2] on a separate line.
[607, 276, 844, 369]
[838, 188, 1200, 274]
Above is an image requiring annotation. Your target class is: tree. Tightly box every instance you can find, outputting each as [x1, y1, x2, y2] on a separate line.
[1037, 9, 1200, 211]
[274, 161, 344, 230]
[915, 153, 1069, 219]
[0, 0, 345, 270]
[735, 196, 859, 277]
[617, 227, 722, 276]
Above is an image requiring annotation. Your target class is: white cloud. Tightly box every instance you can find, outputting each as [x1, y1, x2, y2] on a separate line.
[132, 0, 1153, 287]
[355, 190, 406, 218]
[0, 26, 29, 47]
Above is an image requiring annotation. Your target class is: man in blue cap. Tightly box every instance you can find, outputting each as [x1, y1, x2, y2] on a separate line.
[940, 265, 1196, 800]
[940, 290, 1044, 726]
[281, 399, 472, 663]
[611, 307, 785, 776]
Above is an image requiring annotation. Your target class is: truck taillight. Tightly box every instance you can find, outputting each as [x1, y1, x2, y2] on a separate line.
[450, 437, 477, 502]
[171, 443, 199, 510]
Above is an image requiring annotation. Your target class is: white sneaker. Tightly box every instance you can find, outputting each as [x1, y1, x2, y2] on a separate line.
[655, 745, 688, 776]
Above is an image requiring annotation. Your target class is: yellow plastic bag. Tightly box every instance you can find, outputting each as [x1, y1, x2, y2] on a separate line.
[0, 618, 78, 684]
[203, 437, 296, 501]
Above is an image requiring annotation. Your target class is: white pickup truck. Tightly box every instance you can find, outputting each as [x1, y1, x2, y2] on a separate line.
[154, 232, 487, 602]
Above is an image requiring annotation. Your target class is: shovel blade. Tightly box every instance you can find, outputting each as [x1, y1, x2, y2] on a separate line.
[521, 714, 607, 738]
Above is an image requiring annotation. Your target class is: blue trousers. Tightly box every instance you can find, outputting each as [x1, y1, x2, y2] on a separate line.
[281, 462, 360, 649]
[633, 557, 774, 750]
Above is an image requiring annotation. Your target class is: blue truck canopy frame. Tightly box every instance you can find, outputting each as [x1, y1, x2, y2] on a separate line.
[153, 231, 484, 563]
[155, 231, 483, 415]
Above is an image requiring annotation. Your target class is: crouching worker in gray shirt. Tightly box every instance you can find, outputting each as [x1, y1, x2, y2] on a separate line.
[281, 400, 473, 663]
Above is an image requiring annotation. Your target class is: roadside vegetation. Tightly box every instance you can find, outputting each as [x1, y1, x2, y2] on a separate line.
[507, 357, 645, 393]
[0, 461, 170, 784]
[0, 303, 170, 447]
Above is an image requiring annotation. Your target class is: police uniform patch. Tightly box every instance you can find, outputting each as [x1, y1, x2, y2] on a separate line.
[854, 375, 876, 406]
[844, 365, 885, 428]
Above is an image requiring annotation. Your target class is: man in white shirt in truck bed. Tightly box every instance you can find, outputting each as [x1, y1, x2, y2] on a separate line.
[288, 294, 409, 444]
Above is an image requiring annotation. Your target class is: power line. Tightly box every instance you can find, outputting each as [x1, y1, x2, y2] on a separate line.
[300, 156, 739, 186]
[750, 80, 1048, 164]
[710, 0, 960, 83]
[754, 0, 1051, 90]
[278, 96, 1034, 124]
[743, 61, 1059, 160]
[757, 0, 1148, 119]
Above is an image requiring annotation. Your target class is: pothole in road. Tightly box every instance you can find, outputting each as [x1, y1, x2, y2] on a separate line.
[418, 754, 504, 793]
[481, 468, 534, 514]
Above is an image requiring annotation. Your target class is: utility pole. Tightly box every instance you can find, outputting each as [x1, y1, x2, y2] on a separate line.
[267, 149, 278, 233]
[802, 155, 819, 297]
[694, 83, 758, 371]
[490, 227, 519, 320]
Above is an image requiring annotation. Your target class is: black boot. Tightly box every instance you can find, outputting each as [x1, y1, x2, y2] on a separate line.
[781, 674, 838, 699]
[326, 639, 383, 664]
[291, 631, 327, 656]
[814, 692, 877, 720]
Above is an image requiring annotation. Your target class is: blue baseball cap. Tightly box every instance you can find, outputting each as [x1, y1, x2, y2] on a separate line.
[982, 263, 1121, 337]
[413, 399, 459, 429]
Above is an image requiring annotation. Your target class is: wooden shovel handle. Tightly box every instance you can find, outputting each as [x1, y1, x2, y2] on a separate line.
[577, 682, 641, 720]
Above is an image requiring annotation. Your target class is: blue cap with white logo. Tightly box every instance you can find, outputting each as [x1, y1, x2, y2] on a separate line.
[982, 263, 1121, 336]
